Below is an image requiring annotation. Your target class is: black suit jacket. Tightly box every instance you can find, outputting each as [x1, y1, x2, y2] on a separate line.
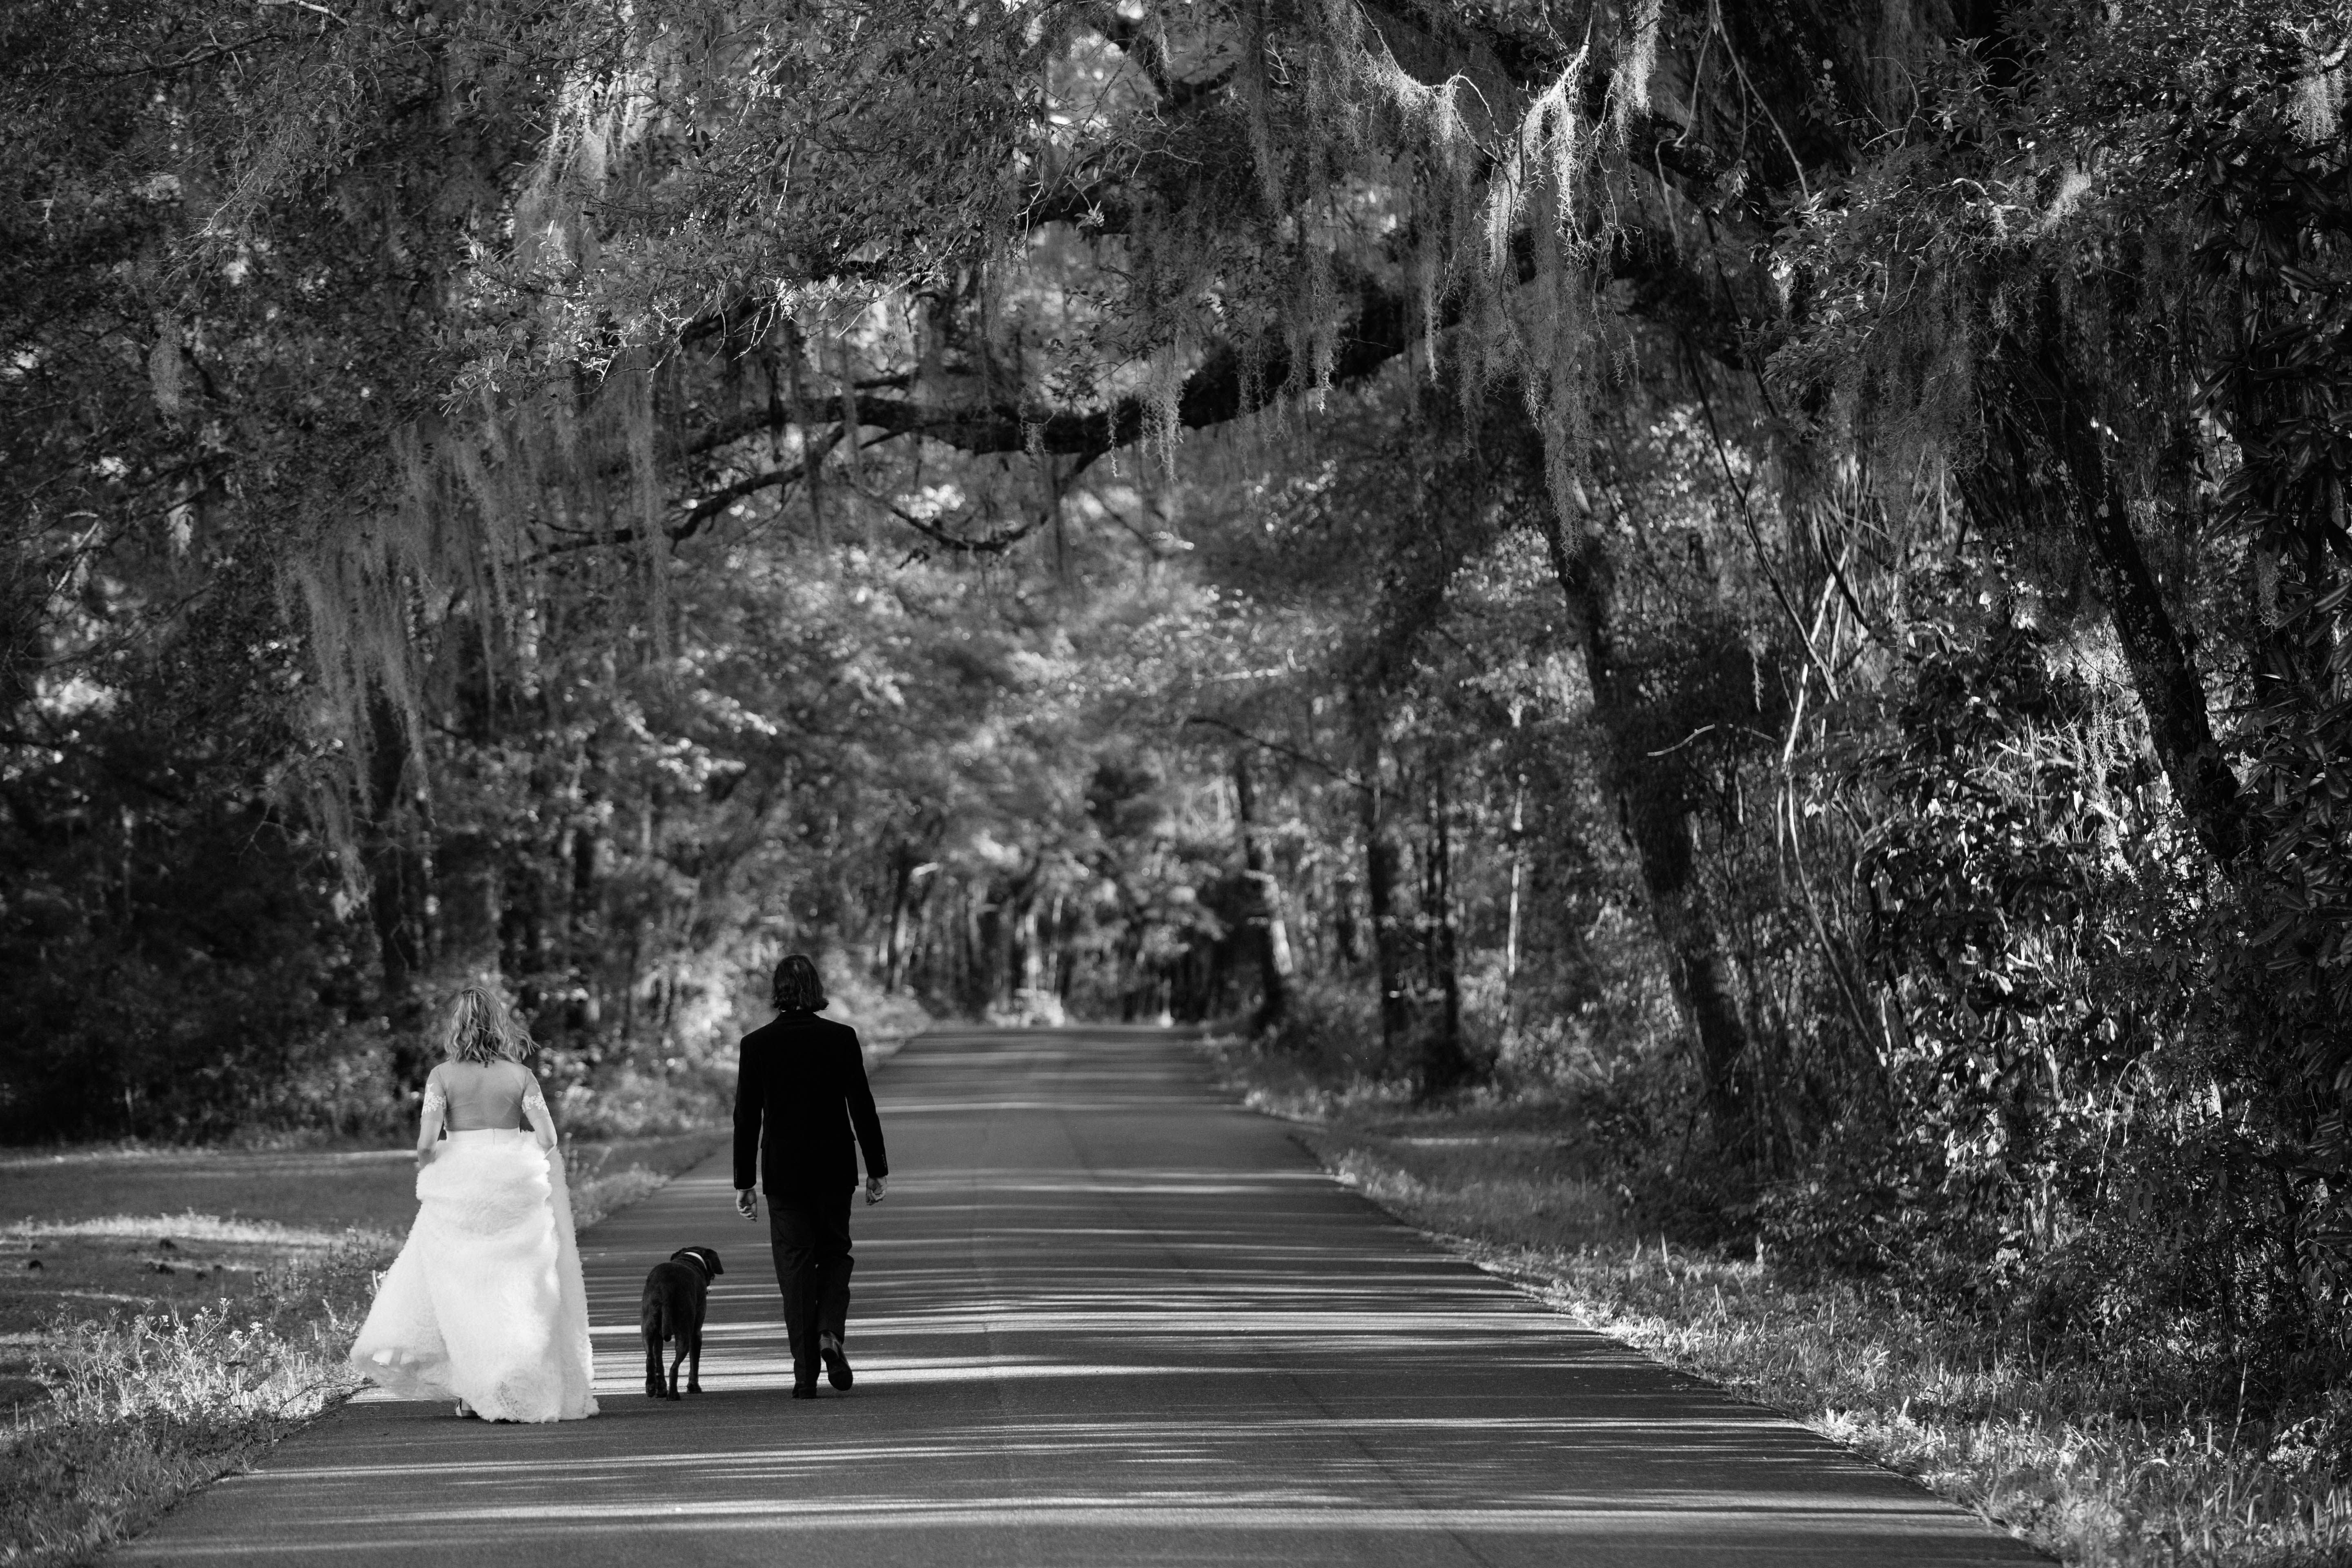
[732, 1011, 889, 1197]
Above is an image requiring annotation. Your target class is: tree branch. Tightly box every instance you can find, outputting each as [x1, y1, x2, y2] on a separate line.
[1084, 3, 1237, 112]
[1182, 715, 1365, 791]
[534, 427, 858, 559]
[676, 426, 853, 537]
[812, 280, 1416, 460]
[841, 474, 1048, 556]
[1023, 179, 1137, 236]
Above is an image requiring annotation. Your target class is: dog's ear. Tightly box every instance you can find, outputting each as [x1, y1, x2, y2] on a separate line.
[701, 1248, 723, 1276]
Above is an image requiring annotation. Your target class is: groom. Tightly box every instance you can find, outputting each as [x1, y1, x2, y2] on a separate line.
[732, 953, 889, 1399]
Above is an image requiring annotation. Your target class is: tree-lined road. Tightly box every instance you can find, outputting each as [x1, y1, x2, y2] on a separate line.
[118, 1029, 2036, 1566]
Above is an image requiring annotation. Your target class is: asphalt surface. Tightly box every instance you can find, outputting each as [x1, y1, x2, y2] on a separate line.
[116, 1027, 2038, 1566]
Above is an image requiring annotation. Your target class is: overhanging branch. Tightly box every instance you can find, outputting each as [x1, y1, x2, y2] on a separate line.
[679, 223, 1743, 474]
[532, 427, 860, 560]
[790, 281, 1417, 461]
[676, 426, 853, 536]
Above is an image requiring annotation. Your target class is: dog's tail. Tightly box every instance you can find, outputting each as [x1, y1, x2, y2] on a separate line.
[641, 1296, 670, 1344]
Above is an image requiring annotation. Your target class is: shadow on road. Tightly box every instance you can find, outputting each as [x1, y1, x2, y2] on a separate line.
[117, 1029, 2037, 1567]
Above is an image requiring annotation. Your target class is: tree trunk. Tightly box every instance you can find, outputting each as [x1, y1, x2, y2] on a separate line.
[1352, 700, 1412, 1063]
[1537, 510, 1751, 1135]
[1504, 772, 1526, 992]
[1420, 757, 1469, 1094]
[1233, 752, 1294, 1034]
[568, 811, 600, 960]
[907, 872, 939, 998]
[434, 828, 501, 981]
[960, 880, 987, 1015]
[973, 887, 1009, 1016]
[882, 841, 924, 993]
[2010, 323, 2247, 867]
[364, 691, 430, 1083]
[1016, 900, 1038, 993]
[1049, 890, 1074, 1007]
[1963, 291, 2246, 870]
[1332, 873, 1363, 967]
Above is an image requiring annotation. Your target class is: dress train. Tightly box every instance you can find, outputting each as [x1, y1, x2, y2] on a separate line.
[349, 1128, 598, 1422]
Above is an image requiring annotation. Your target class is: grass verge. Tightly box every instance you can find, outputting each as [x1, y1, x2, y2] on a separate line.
[0, 1231, 389, 1568]
[0, 1130, 723, 1568]
[1220, 1054, 2352, 1568]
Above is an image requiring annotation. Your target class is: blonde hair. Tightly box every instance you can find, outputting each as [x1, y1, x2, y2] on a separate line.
[439, 985, 535, 1066]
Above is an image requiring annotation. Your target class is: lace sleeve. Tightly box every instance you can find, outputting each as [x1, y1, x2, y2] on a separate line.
[519, 1073, 552, 1132]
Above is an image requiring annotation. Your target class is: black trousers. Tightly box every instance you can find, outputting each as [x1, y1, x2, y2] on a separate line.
[766, 1189, 853, 1383]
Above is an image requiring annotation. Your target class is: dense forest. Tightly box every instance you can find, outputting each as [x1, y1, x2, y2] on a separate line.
[7, 0, 2352, 1453]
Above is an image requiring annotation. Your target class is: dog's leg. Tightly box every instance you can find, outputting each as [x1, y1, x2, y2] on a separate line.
[644, 1329, 666, 1400]
[667, 1337, 686, 1400]
[687, 1325, 703, 1394]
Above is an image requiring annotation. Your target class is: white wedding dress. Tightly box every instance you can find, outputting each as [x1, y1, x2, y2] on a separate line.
[349, 1063, 599, 1422]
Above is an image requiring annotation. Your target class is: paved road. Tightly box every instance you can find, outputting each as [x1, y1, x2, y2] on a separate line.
[118, 1028, 2036, 1566]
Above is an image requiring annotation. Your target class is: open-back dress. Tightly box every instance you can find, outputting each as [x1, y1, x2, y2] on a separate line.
[348, 1060, 599, 1422]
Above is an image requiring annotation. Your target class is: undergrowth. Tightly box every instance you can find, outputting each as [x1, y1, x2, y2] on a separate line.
[1216, 1039, 2352, 1568]
[0, 1232, 388, 1568]
[1481, 1236, 2352, 1568]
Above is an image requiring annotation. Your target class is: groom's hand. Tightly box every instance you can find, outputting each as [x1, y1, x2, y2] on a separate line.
[734, 1187, 758, 1220]
[864, 1176, 887, 1205]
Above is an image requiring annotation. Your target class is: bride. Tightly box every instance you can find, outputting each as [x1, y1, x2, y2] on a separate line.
[349, 986, 599, 1422]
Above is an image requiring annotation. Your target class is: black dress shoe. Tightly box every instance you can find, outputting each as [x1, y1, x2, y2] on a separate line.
[820, 1334, 853, 1390]
[791, 1381, 817, 1399]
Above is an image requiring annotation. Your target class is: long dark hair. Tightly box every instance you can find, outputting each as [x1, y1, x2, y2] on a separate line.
[771, 953, 827, 1013]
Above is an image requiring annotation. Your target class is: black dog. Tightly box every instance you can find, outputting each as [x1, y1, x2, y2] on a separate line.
[641, 1246, 723, 1399]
